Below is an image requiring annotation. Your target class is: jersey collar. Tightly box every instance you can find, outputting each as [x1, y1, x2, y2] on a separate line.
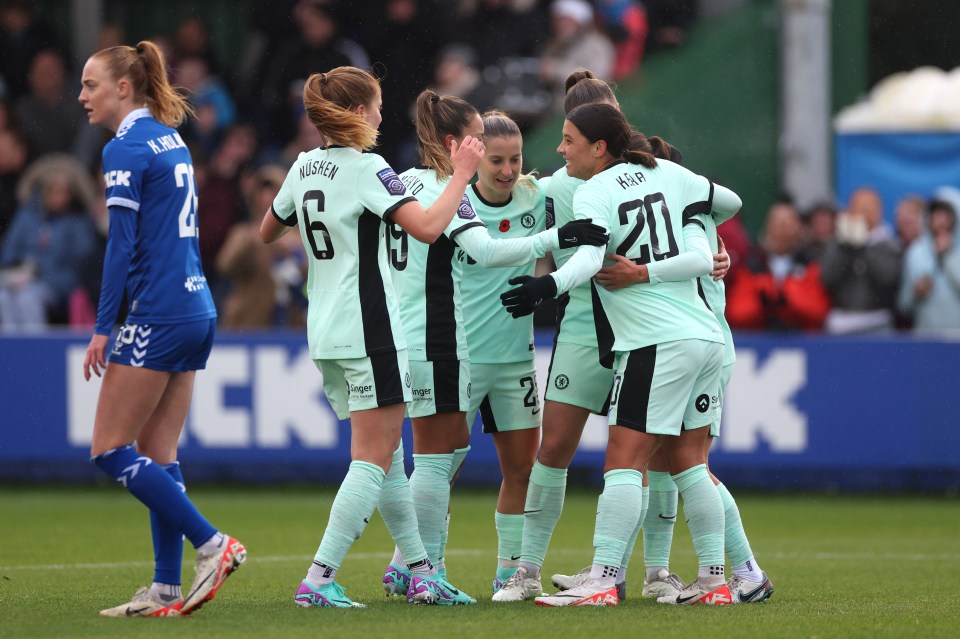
[116, 108, 152, 137]
[595, 159, 627, 176]
[470, 183, 512, 208]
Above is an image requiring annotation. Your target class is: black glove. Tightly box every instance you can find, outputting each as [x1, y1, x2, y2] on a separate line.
[500, 275, 558, 318]
[557, 218, 608, 249]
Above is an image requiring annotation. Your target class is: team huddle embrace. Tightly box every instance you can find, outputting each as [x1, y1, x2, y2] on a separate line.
[80, 38, 771, 616]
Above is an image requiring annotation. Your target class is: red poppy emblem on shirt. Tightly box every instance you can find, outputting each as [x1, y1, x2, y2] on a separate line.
[499, 219, 510, 232]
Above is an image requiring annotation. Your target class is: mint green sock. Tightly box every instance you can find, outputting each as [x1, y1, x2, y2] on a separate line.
[520, 461, 567, 568]
[437, 513, 450, 576]
[495, 511, 524, 565]
[450, 445, 470, 481]
[411, 453, 454, 565]
[716, 482, 758, 570]
[377, 442, 428, 565]
[643, 470, 678, 570]
[620, 484, 649, 576]
[436, 445, 469, 571]
[314, 460, 385, 570]
[592, 469, 644, 568]
[673, 464, 724, 569]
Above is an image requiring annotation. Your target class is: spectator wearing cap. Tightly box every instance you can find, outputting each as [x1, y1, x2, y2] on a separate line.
[539, 0, 615, 112]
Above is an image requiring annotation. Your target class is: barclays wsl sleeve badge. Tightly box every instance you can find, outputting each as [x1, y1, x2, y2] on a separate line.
[457, 195, 477, 219]
[376, 168, 406, 195]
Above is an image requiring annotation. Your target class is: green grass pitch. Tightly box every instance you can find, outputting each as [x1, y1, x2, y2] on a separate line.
[2, 486, 958, 638]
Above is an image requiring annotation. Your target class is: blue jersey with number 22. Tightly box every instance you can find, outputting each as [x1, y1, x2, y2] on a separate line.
[98, 108, 216, 331]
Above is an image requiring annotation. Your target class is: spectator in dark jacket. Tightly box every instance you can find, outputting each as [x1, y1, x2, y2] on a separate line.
[820, 187, 902, 334]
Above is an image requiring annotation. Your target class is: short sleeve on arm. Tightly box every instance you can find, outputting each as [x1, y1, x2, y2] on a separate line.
[356, 154, 417, 221]
[681, 171, 713, 231]
[271, 165, 300, 227]
[102, 139, 147, 211]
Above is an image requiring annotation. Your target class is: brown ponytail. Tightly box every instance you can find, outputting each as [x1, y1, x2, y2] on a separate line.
[93, 40, 194, 127]
[563, 69, 617, 115]
[567, 103, 657, 169]
[647, 135, 673, 162]
[301, 66, 380, 150]
[415, 89, 478, 179]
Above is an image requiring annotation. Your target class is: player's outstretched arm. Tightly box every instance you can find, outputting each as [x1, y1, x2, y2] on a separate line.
[392, 136, 485, 243]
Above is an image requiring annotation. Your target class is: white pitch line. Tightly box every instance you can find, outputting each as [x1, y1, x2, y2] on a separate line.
[764, 550, 960, 562]
[2, 547, 958, 572]
[0, 549, 484, 572]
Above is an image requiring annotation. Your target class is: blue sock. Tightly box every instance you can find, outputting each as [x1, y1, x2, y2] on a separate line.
[93, 445, 216, 548]
[151, 462, 186, 585]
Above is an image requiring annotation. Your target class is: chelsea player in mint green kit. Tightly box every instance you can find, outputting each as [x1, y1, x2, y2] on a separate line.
[592, 184, 774, 604]
[458, 111, 552, 594]
[381, 91, 606, 603]
[81, 40, 245, 618]
[261, 67, 485, 608]
[543, 73, 771, 605]
[496, 71, 769, 606]
[501, 103, 734, 607]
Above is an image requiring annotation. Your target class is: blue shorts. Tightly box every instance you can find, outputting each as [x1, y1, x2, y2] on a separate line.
[108, 319, 215, 372]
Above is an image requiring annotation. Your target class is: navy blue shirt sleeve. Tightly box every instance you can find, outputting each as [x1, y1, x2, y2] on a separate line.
[94, 206, 137, 335]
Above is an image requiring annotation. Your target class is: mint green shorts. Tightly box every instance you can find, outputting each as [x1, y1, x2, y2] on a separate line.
[544, 341, 614, 415]
[608, 339, 723, 436]
[316, 349, 412, 420]
[406, 358, 471, 418]
[467, 360, 542, 434]
[709, 363, 735, 437]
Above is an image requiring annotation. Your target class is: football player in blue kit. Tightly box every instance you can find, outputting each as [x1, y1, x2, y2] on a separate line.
[80, 40, 245, 617]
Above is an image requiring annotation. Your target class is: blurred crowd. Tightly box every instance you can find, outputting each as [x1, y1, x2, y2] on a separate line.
[2, 0, 958, 338]
[720, 187, 960, 337]
[0, 0, 699, 331]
